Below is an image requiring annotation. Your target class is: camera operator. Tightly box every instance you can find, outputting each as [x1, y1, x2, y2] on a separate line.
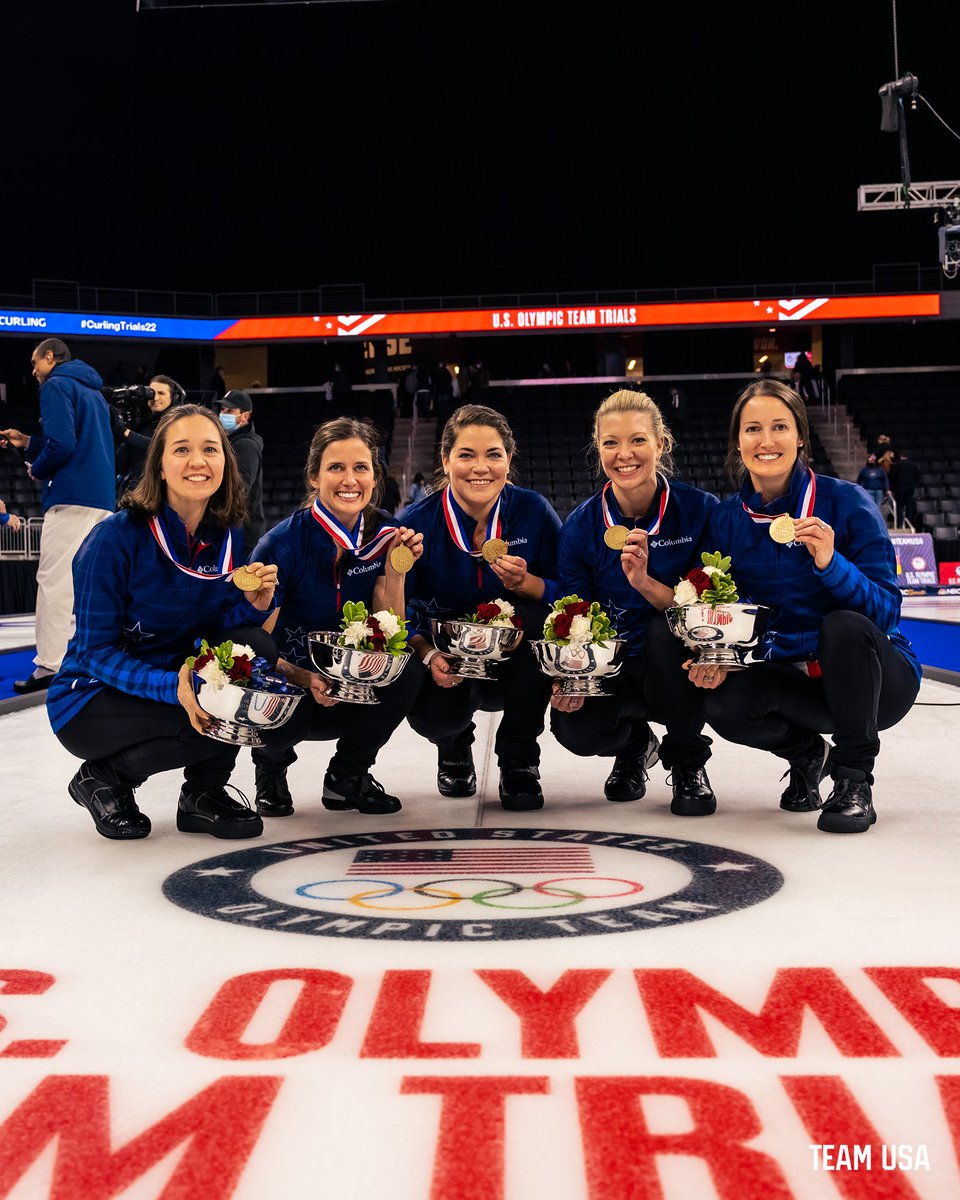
[114, 376, 185, 496]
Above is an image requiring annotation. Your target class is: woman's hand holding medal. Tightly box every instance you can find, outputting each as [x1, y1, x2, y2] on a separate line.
[232, 561, 279, 610]
[490, 552, 529, 593]
[619, 528, 650, 589]
[791, 516, 835, 569]
[386, 526, 423, 577]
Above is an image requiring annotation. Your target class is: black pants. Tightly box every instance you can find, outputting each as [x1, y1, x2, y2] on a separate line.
[408, 598, 553, 767]
[55, 689, 240, 789]
[550, 615, 712, 769]
[53, 624, 276, 790]
[252, 653, 424, 776]
[703, 610, 920, 779]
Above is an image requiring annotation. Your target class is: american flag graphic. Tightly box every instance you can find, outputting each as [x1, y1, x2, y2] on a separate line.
[347, 847, 594, 875]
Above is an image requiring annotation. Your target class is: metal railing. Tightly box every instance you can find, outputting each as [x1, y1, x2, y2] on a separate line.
[0, 517, 42, 560]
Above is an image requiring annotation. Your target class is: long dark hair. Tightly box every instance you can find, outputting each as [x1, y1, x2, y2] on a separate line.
[303, 417, 384, 539]
[725, 378, 812, 483]
[121, 404, 248, 528]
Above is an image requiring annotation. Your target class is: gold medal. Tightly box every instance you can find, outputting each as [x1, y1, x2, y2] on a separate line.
[231, 567, 262, 592]
[481, 537, 509, 563]
[769, 515, 796, 545]
[390, 544, 414, 574]
[603, 525, 629, 550]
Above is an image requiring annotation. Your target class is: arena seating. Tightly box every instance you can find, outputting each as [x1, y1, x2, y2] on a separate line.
[839, 370, 960, 561]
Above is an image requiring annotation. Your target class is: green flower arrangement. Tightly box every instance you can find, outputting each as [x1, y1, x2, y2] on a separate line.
[338, 600, 409, 655]
[543, 595, 618, 647]
[673, 551, 740, 607]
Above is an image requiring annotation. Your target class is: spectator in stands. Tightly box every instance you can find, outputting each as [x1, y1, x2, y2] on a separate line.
[382, 473, 402, 514]
[407, 471, 428, 507]
[401, 366, 418, 417]
[115, 375, 186, 496]
[0, 498, 22, 534]
[249, 418, 423, 817]
[889, 452, 921, 528]
[873, 432, 895, 475]
[331, 362, 352, 399]
[415, 363, 432, 417]
[791, 351, 818, 403]
[0, 339, 115, 694]
[855, 454, 891, 510]
[666, 384, 687, 435]
[210, 365, 227, 403]
[433, 361, 455, 423]
[47, 404, 275, 841]
[216, 390, 266, 551]
[466, 359, 490, 398]
[550, 389, 718, 815]
[690, 379, 920, 834]
[402, 404, 561, 812]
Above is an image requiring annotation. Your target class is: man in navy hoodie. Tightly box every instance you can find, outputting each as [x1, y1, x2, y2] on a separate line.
[0, 338, 114, 692]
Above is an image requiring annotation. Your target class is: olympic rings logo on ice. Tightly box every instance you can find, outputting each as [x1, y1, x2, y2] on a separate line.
[295, 876, 645, 912]
[163, 828, 785, 942]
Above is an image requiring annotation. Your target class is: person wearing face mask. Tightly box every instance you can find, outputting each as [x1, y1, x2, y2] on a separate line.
[550, 389, 719, 815]
[401, 403, 562, 812]
[115, 375, 185, 496]
[216, 390, 265, 551]
[47, 405, 278, 841]
[249, 418, 424, 817]
[688, 379, 921, 834]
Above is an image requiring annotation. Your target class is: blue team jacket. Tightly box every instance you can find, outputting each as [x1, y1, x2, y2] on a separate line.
[25, 360, 115, 513]
[252, 506, 397, 668]
[708, 462, 920, 681]
[402, 485, 561, 636]
[47, 506, 269, 731]
[559, 478, 718, 656]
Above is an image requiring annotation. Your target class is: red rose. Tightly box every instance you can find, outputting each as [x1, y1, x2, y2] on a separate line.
[193, 650, 215, 671]
[510, 615, 523, 629]
[368, 616, 383, 636]
[685, 568, 711, 595]
[370, 632, 386, 651]
[476, 602, 501, 623]
[566, 601, 591, 617]
[553, 612, 573, 640]
[227, 655, 252, 682]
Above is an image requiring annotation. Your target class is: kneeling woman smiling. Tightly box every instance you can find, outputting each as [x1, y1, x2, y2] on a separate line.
[48, 405, 278, 840]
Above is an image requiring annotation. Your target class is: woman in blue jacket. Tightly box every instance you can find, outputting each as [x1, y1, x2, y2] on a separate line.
[402, 404, 561, 811]
[250, 417, 423, 817]
[49, 405, 278, 841]
[691, 379, 920, 834]
[550, 389, 719, 815]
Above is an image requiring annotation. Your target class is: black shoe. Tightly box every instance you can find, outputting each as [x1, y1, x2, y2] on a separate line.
[13, 672, 53, 694]
[255, 764, 294, 817]
[177, 784, 263, 839]
[322, 770, 401, 814]
[437, 753, 476, 798]
[669, 765, 717, 816]
[604, 731, 660, 802]
[817, 774, 876, 834]
[499, 765, 544, 812]
[780, 736, 829, 811]
[69, 762, 151, 840]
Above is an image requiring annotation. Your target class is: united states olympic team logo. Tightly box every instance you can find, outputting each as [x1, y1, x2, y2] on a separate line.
[163, 828, 783, 942]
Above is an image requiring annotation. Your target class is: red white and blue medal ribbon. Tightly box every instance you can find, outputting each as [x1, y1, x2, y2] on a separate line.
[310, 498, 397, 561]
[442, 487, 503, 557]
[601, 475, 671, 535]
[741, 467, 816, 528]
[148, 514, 235, 580]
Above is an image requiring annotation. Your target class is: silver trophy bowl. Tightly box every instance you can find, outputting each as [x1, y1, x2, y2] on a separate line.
[529, 638, 627, 697]
[665, 602, 770, 669]
[429, 617, 524, 680]
[193, 673, 307, 747]
[308, 631, 410, 704]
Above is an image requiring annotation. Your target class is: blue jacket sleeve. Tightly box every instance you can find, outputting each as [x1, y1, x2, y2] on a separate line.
[29, 378, 78, 480]
[557, 519, 595, 602]
[71, 528, 183, 706]
[537, 498, 563, 605]
[813, 501, 902, 633]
